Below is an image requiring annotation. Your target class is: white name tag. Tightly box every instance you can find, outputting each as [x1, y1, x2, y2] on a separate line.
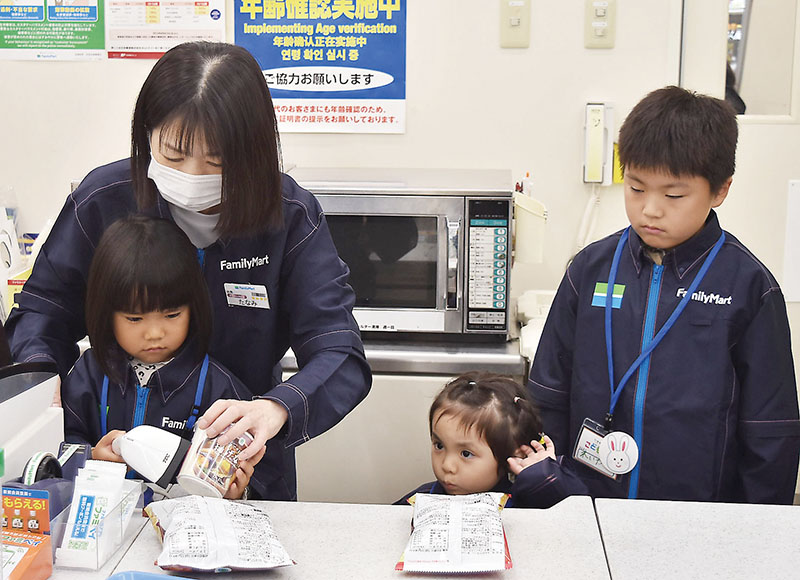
[573, 418, 617, 479]
[224, 283, 270, 309]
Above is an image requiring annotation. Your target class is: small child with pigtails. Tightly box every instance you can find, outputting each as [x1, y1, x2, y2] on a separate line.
[396, 371, 587, 508]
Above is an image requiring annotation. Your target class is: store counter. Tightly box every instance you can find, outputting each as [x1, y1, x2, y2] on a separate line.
[76, 495, 607, 579]
[43, 495, 800, 579]
[595, 498, 800, 579]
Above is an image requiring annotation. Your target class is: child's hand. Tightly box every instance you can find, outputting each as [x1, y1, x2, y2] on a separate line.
[92, 429, 126, 463]
[507, 434, 556, 475]
[224, 444, 266, 499]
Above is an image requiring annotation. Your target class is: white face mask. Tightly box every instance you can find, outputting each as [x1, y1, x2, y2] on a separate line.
[147, 154, 223, 212]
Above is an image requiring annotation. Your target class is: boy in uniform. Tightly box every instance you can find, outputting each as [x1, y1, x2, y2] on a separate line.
[528, 86, 800, 503]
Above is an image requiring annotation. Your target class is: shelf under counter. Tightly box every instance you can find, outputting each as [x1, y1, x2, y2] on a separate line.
[280, 338, 526, 376]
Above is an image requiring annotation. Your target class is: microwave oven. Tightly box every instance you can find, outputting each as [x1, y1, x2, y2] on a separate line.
[288, 167, 513, 338]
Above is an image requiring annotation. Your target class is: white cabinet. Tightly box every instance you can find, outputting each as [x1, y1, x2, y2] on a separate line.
[293, 374, 450, 504]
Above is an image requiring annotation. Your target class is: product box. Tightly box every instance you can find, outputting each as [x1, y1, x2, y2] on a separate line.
[5, 266, 31, 316]
[2, 530, 52, 580]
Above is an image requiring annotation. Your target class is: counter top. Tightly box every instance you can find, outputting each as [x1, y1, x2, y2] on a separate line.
[46, 495, 800, 579]
[83, 495, 608, 580]
[281, 339, 526, 376]
[595, 498, 800, 580]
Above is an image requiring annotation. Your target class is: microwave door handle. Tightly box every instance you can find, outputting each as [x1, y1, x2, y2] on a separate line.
[446, 219, 460, 310]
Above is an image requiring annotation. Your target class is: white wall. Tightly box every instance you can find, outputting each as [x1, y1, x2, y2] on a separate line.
[1, 0, 682, 288]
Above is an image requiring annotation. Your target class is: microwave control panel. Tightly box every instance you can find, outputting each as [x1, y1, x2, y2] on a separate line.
[465, 198, 511, 332]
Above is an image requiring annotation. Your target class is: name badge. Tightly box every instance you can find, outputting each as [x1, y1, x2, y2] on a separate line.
[572, 418, 617, 479]
[224, 283, 270, 309]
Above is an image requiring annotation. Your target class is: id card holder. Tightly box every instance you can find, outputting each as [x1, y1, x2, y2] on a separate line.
[224, 283, 270, 309]
[572, 418, 618, 480]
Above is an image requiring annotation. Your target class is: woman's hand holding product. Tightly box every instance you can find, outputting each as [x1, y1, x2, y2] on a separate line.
[507, 434, 556, 475]
[197, 399, 289, 462]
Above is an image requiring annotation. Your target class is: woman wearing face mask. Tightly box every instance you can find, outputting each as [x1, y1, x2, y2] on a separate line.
[5, 41, 372, 501]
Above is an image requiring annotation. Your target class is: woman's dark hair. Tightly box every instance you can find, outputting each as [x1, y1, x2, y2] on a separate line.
[618, 85, 738, 193]
[430, 371, 543, 472]
[85, 215, 213, 382]
[131, 41, 283, 237]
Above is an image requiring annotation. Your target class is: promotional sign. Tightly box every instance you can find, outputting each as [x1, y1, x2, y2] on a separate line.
[2, 487, 53, 580]
[235, 0, 406, 133]
[0, 0, 105, 60]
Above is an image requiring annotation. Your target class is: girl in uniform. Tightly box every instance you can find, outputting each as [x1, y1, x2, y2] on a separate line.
[397, 371, 587, 508]
[61, 216, 265, 499]
[6, 42, 371, 500]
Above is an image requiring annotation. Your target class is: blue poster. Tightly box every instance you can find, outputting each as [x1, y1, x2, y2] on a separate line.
[235, 0, 406, 133]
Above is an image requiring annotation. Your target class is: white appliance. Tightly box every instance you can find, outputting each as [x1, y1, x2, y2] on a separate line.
[0, 362, 62, 484]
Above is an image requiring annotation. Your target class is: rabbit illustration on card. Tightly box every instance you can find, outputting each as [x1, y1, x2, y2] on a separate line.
[599, 432, 639, 475]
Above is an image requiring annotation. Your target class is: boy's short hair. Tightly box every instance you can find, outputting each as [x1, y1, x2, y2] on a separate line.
[618, 86, 738, 192]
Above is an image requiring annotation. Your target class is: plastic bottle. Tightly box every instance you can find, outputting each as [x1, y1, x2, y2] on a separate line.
[521, 172, 534, 196]
[0, 186, 17, 226]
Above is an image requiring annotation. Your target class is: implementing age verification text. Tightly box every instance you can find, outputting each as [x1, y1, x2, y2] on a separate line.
[242, 22, 398, 36]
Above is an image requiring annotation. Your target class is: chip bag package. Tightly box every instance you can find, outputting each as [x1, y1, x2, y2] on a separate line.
[395, 492, 512, 573]
[144, 495, 294, 572]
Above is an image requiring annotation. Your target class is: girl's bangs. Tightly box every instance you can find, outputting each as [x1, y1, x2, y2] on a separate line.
[112, 276, 192, 314]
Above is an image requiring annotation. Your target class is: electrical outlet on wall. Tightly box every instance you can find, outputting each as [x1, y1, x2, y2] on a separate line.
[500, 0, 531, 48]
[584, 0, 616, 49]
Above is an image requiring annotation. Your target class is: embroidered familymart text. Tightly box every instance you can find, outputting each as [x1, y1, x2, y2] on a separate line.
[676, 287, 732, 305]
[220, 254, 269, 270]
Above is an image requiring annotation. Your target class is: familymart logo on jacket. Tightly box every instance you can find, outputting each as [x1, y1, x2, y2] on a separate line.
[219, 254, 269, 270]
[591, 282, 625, 309]
[676, 287, 732, 305]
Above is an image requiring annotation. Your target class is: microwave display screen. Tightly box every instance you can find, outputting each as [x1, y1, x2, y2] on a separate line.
[327, 215, 438, 309]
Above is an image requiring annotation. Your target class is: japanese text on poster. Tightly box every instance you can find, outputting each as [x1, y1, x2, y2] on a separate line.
[106, 0, 225, 59]
[235, 0, 406, 133]
[0, 0, 104, 60]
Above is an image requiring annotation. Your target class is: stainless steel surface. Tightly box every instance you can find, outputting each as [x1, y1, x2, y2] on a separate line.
[281, 339, 526, 376]
[287, 166, 512, 196]
[446, 218, 460, 310]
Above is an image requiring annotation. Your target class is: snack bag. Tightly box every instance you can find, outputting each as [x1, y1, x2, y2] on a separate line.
[395, 492, 512, 573]
[144, 495, 294, 572]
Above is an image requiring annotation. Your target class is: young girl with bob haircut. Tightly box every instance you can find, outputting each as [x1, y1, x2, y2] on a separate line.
[62, 216, 266, 499]
[397, 371, 587, 508]
[7, 41, 371, 501]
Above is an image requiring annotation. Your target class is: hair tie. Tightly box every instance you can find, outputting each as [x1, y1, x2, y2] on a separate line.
[513, 396, 521, 404]
[467, 380, 477, 386]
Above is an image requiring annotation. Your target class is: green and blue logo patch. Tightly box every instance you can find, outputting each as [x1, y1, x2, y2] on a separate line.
[592, 282, 625, 309]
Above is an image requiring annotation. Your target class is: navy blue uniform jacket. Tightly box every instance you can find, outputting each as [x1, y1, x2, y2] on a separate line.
[529, 212, 800, 504]
[6, 159, 372, 500]
[396, 457, 588, 508]
[62, 344, 277, 499]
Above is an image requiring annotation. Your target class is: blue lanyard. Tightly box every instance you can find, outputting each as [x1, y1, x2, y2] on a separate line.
[604, 227, 725, 424]
[100, 354, 209, 436]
